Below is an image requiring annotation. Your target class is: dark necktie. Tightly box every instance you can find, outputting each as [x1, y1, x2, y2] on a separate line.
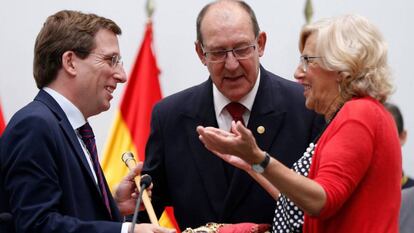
[226, 102, 246, 126]
[78, 122, 112, 219]
[223, 102, 246, 181]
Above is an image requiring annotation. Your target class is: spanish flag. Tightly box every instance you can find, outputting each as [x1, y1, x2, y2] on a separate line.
[0, 101, 5, 136]
[102, 22, 180, 231]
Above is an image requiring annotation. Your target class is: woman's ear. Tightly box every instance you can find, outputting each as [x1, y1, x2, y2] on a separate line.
[336, 71, 344, 83]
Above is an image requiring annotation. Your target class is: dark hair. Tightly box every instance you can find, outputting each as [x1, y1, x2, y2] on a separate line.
[196, 0, 260, 44]
[384, 102, 404, 134]
[33, 10, 122, 88]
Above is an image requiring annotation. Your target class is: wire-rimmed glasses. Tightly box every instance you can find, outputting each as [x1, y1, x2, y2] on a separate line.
[300, 55, 322, 72]
[88, 52, 123, 68]
[202, 44, 256, 63]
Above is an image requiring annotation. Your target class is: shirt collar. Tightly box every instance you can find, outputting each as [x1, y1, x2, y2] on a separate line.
[213, 68, 261, 116]
[43, 87, 87, 130]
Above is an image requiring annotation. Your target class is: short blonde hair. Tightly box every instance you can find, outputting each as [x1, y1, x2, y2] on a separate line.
[299, 14, 393, 103]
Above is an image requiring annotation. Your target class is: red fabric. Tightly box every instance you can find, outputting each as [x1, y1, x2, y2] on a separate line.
[218, 223, 270, 233]
[304, 97, 401, 233]
[0, 101, 5, 136]
[119, 22, 161, 162]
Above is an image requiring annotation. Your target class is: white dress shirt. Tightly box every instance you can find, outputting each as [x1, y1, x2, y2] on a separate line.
[213, 69, 261, 131]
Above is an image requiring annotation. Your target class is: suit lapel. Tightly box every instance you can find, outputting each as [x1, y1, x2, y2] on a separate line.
[35, 91, 96, 182]
[35, 90, 117, 219]
[221, 67, 286, 218]
[183, 80, 230, 217]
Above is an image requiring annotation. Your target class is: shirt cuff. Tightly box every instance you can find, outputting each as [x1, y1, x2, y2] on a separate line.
[121, 222, 131, 233]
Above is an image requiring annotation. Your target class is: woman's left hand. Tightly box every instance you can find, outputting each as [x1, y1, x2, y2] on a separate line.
[196, 121, 263, 165]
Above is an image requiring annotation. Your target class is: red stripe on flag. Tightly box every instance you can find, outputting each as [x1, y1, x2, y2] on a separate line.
[165, 206, 180, 232]
[0, 101, 5, 136]
[120, 22, 161, 162]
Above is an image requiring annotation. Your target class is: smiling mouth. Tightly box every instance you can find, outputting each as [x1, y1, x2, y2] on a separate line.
[105, 86, 115, 94]
[303, 84, 311, 91]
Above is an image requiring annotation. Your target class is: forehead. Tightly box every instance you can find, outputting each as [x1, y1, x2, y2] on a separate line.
[92, 29, 120, 54]
[200, 3, 255, 48]
[302, 33, 317, 55]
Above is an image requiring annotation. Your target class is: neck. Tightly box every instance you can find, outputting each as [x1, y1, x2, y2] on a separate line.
[324, 95, 344, 123]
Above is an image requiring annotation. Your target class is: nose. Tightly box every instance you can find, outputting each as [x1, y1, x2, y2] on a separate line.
[293, 64, 305, 81]
[114, 66, 127, 83]
[224, 51, 240, 71]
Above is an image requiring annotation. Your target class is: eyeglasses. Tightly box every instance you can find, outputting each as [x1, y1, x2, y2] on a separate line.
[202, 44, 256, 63]
[89, 53, 123, 68]
[300, 55, 322, 73]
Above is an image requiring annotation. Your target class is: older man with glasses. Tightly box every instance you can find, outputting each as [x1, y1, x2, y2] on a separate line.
[140, 0, 324, 230]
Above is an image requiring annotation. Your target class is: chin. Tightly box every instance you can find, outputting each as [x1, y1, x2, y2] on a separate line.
[304, 99, 314, 111]
[100, 102, 111, 113]
[227, 94, 244, 102]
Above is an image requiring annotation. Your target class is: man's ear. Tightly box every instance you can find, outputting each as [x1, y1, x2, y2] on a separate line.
[195, 41, 207, 66]
[257, 31, 267, 57]
[400, 129, 407, 146]
[61, 51, 77, 76]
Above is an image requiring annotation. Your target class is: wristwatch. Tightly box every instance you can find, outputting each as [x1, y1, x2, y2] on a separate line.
[251, 152, 270, 173]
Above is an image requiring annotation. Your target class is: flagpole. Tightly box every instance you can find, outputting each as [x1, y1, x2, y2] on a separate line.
[304, 0, 313, 24]
[146, 0, 155, 20]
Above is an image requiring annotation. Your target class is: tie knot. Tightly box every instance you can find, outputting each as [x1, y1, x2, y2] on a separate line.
[226, 102, 246, 123]
[78, 122, 95, 139]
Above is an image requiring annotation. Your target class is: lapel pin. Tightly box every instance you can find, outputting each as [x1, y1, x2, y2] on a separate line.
[257, 126, 265, 134]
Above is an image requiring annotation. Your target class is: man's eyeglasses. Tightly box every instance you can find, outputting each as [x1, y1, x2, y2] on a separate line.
[202, 44, 256, 63]
[89, 53, 123, 68]
[300, 55, 322, 73]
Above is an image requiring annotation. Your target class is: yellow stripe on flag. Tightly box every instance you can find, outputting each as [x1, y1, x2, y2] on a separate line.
[102, 111, 138, 192]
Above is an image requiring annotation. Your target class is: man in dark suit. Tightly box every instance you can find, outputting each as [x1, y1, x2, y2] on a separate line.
[0, 10, 174, 233]
[384, 102, 414, 189]
[141, 0, 323, 230]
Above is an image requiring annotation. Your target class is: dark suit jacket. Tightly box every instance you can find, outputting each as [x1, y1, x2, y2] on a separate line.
[142, 65, 324, 230]
[0, 90, 122, 233]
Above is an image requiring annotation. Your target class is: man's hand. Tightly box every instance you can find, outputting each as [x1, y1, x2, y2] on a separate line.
[114, 162, 151, 215]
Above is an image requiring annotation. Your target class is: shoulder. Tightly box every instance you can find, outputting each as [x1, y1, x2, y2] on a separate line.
[8, 100, 57, 128]
[260, 67, 307, 107]
[0, 100, 61, 168]
[403, 177, 414, 189]
[1, 100, 59, 148]
[335, 97, 395, 138]
[261, 67, 304, 92]
[340, 97, 386, 121]
[154, 79, 211, 111]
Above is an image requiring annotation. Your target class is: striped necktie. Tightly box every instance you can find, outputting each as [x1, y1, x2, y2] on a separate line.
[78, 122, 112, 219]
